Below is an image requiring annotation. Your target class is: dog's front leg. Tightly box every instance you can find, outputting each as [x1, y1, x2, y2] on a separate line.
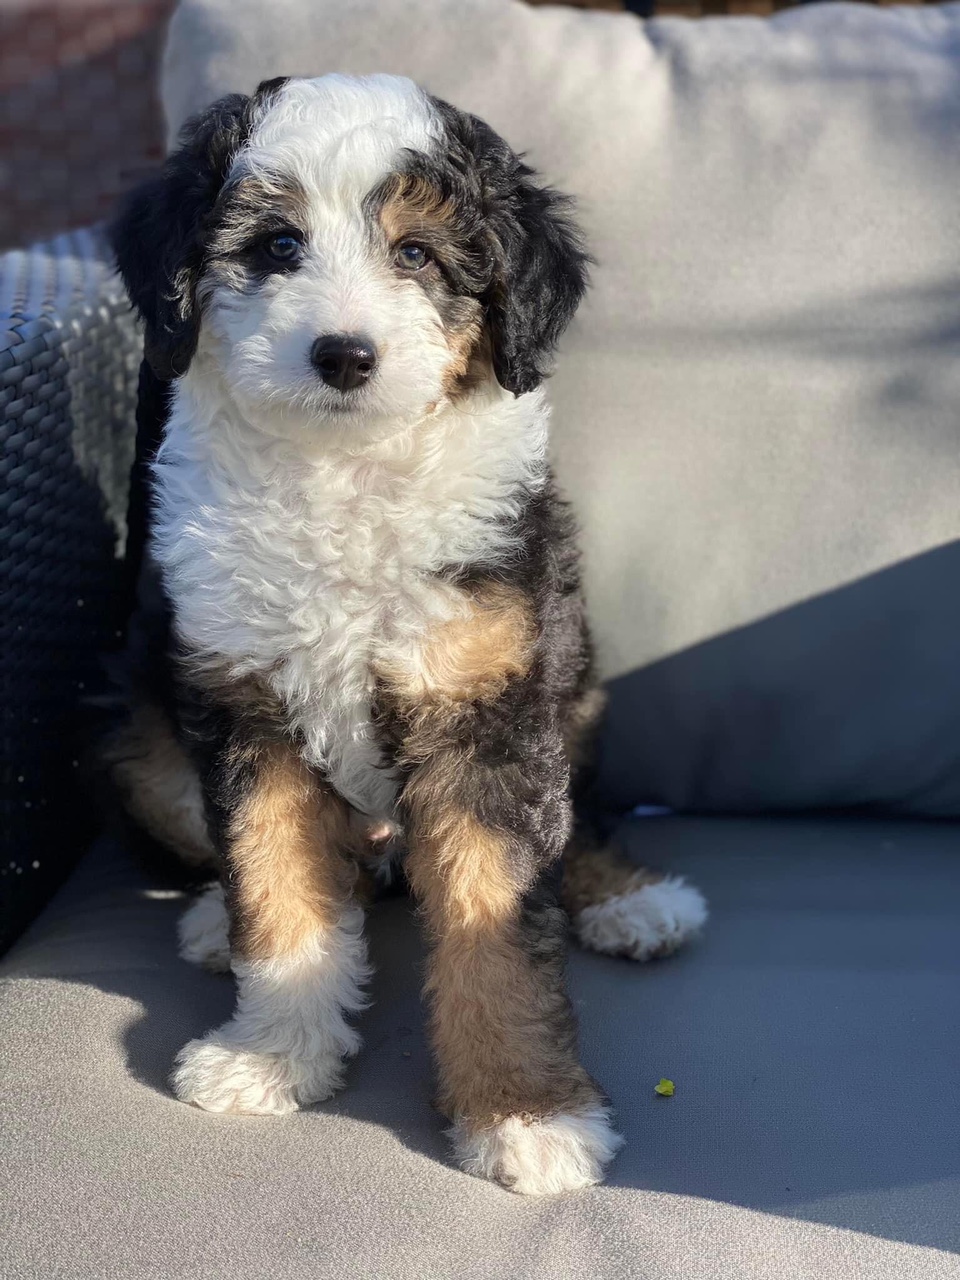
[402, 738, 623, 1195]
[173, 731, 369, 1115]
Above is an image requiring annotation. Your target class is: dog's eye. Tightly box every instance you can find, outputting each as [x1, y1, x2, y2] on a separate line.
[263, 233, 302, 263]
[395, 243, 429, 272]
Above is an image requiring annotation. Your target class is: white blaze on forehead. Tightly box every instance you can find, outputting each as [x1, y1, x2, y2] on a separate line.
[235, 74, 440, 204]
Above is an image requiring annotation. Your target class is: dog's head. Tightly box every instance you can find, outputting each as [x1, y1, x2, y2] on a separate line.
[111, 75, 588, 440]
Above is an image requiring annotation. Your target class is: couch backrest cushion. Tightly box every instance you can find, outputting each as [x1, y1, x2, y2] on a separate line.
[162, 0, 960, 815]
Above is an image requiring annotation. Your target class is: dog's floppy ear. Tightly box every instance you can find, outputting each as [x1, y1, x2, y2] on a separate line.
[485, 164, 589, 396]
[438, 107, 590, 396]
[110, 80, 286, 379]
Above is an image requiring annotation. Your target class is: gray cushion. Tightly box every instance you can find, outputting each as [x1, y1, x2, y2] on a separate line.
[161, 0, 960, 814]
[2, 821, 958, 1276]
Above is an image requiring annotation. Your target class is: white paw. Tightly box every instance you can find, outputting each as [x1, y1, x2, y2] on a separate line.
[574, 876, 708, 961]
[452, 1105, 622, 1195]
[172, 1033, 348, 1115]
[177, 882, 231, 972]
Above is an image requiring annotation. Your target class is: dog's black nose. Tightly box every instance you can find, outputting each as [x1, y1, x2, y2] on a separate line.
[310, 335, 378, 392]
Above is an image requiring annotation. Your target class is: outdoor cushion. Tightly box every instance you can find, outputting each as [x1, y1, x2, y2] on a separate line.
[4, 9, 960, 1279]
[1, 817, 958, 1277]
[162, 0, 960, 815]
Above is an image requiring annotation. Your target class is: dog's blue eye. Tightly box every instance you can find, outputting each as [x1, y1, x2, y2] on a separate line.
[396, 243, 429, 271]
[264, 234, 302, 263]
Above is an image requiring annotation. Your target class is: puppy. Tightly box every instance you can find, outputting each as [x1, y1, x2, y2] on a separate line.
[108, 74, 707, 1195]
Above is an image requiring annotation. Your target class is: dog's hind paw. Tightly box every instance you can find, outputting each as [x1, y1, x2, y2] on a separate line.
[573, 875, 708, 962]
[177, 882, 231, 972]
[451, 1104, 622, 1195]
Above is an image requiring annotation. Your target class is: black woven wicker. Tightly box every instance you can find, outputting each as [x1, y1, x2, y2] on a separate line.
[0, 227, 141, 952]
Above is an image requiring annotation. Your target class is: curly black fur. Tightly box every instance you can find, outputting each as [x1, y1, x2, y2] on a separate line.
[110, 78, 288, 379]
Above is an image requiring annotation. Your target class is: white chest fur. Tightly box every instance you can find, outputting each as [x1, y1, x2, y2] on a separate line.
[151, 367, 548, 816]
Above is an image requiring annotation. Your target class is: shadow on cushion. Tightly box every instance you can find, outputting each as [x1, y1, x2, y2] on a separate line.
[599, 540, 960, 816]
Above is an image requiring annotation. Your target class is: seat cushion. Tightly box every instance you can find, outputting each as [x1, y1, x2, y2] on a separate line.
[1, 822, 958, 1277]
[159, 0, 960, 815]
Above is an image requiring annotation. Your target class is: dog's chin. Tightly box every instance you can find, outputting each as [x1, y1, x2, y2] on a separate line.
[230, 383, 435, 451]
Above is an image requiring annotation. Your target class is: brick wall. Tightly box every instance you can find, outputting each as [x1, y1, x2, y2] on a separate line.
[0, 1, 175, 250]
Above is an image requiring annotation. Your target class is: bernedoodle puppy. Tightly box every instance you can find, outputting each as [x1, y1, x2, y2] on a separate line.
[107, 73, 707, 1195]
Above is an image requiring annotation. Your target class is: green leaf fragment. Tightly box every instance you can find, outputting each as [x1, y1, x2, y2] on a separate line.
[654, 1078, 675, 1097]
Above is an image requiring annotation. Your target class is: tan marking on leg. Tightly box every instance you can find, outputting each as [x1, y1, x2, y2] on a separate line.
[423, 921, 599, 1125]
[172, 741, 369, 1115]
[405, 763, 596, 1128]
[378, 581, 536, 707]
[229, 740, 356, 961]
[409, 810, 518, 932]
[105, 701, 215, 868]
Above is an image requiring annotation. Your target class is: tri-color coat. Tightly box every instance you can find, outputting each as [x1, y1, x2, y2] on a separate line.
[107, 74, 706, 1196]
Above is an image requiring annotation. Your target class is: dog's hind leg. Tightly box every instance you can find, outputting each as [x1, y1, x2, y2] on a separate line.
[106, 699, 235, 971]
[178, 881, 231, 972]
[562, 824, 707, 962]
[105, 700, 216, 870]
[561, 687, 707, 961]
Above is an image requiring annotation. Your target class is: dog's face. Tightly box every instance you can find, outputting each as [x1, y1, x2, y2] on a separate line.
[112, 75, 588, 441]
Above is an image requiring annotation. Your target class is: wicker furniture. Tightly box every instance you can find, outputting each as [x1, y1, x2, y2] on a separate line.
[0, 229, 140, 949]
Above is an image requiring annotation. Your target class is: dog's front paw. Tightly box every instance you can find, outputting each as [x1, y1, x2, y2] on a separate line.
[451, 1104, 622, 1195]
[172, 1034, 345, 1115]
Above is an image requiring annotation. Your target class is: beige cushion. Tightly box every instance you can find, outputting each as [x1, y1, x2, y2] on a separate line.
[3, 823, 960, 1276]
[161, 0, 960, 813]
